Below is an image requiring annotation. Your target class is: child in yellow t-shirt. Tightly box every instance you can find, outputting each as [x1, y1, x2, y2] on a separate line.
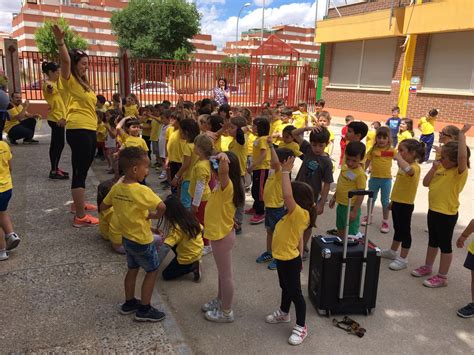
[278, 125, 302, 158]
[329, 142, 367, 238]
[269, 109, 284, 145]
[96, 111, 107, 160]
[292, 102, 310, 129]
[124, 94, 139, 118]
[433, 125, 460, 161]
[140, 105, 153, 158]
[412, 124, 470, 288]
[202, 151, 245, 323]
[228, 116, 248, 234]
[0, 142, 21, 261]
[397, 118, 414, 147]
[157, 195, 203, 282]
[258, 138, 295, 270]
[101, 147, 166, 321]
[317, 111, 335, 156]
[166, 111, 186, 194]
[455, 218, 474, 318]
[97, 178, 124, 254]
[418, 108, 439, 162]
[381, 139, 425, 271]
[365, 121, 380, 153]
[266, 155, 316, 346]
[247, 117, 271, 224]
[363, 126, 396, 233]
[116, 116, 149, 152]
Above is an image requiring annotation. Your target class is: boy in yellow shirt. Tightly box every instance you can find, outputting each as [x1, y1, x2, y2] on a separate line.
[292, 102, 310, 129]
[418, 108, 439, 162]
[317, 111, 335, 156]
[116, 117, 149, 152]
[329, 142, 367, 238]
[101, 147, 166, 322]
[0, 141, 21, 261]
[258, 138, 295, 270]
[140, 105, 154, 158]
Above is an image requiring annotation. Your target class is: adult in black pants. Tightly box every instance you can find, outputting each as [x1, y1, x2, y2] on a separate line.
[5, 93, 39, 145]
[42, 61, 69, 180]
[53, 25, 99, 227]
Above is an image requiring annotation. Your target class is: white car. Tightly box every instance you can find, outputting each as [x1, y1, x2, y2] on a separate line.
[130, 81, 176, 95]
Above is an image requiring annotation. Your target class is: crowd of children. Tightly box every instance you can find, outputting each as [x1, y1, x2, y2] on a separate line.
[3, 90, 473, 346]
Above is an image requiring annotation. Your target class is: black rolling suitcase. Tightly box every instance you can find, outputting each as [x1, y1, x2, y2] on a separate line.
[308, 190, 381, 316]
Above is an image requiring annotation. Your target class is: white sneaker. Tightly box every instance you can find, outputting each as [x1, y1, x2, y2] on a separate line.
[288, 324, 307, 346]
[389, 257, 408, 271]
[201, 298, 220, 312]
[0, 249, 8, 261]
[265, 309, 291, 324]
[380, 248, 397, 260]
[202, 245, 213, 256]
[5, 233, 20, 251]
[159, 172, 167, 179]
[205, 309, 234, 323]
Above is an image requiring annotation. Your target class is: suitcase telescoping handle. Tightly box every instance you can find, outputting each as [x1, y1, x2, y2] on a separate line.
[338, 189, 374, 300]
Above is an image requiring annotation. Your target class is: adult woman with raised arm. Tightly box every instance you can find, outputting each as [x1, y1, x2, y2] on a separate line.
[53, 25, 99, 227]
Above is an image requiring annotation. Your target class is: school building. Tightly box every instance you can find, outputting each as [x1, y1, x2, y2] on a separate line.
[315, 0, 474, 125]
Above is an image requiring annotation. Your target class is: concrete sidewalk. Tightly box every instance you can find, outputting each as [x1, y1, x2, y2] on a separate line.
[0, 124, 190, 353]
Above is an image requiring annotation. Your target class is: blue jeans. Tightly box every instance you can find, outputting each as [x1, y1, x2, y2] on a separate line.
[180, 180, 191, 209]
[368, 177, 392, 209]
[123, 238, 159, 272]
[420, 133, 434, 162]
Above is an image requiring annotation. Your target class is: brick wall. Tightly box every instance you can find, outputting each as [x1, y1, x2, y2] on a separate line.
[327, 0, 414, 19]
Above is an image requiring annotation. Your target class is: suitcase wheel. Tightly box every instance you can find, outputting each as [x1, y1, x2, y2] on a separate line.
[365, 308, 371, 316]
[327, 309, 332, 318]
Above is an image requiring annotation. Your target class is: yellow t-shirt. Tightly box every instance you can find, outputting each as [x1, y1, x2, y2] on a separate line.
[220, 135, 233, 152]
[397, 130, 413, 146]
[468, 240, 474, 255]
[124, 104, 139, 118]
[213, 136, 222, 153]
[324, 127, 335, 154]
[247, 131, 256, 156]
[60, 75, 97, 131]
[428, 166, 468, 215]
[43, 82, 66, 123]
[150, 117, 161, 141]
[97, 122, 107, 143]
[270, 119, 283, 144]
[165, 226, 204, 265]
[189, 159, 211, 202]
[390, 163, 421, 205]
[367, 146, 396, 179]
[5, 105, 22, 134]
[167, 129, 185, 163]
[336, 165, 367, 206]
[252, 136, 271, 170]
[182, 143, 198, 181]
[272, 204, 309, 261]
[278, 141, 302, 157]
[204, 182, 235, 241]
[141, 116, 152, 137]
[229, 137, 248, 177]
[0, 142, 13, 193]
[292, 110, 308, 129]
[103, 182, 162, 244]
[263, 170, 283, 208]
[419, 116, 435, 135]
[365, 131, 376, 153]
[99, 208, 114, 241]
[120, 132, 149, 151]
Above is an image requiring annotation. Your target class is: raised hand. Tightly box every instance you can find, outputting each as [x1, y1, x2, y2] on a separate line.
[281, 156, 295, 172]
[52, 24, 65, 42]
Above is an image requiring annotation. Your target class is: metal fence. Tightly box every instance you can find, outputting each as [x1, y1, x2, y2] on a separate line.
[19, 51, 120, 100]
[16, 51, 317, 108]
[127, 58, 318, 108]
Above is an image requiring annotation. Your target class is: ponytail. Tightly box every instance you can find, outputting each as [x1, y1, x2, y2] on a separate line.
[399, 139, 425, 164]
[291, 181, 316, 228]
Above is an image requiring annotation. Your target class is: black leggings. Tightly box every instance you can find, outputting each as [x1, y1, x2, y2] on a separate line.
[277, 256, 305, 327]
[427, 209, 458, 254]
[251, 169, 269, 215]
[169, 161, 182, 195]
[7, 117, 36, 141]
[142, 135, 151, 159]
[66, 129, 96, 189]
[48, 120, 65, 172]
[162, 254, 197, 280]
[391, 202, 414, 249]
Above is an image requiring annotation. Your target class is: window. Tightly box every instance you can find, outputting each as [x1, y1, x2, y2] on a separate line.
[423, 31, 474, 94]
[330, 38, 397, 89]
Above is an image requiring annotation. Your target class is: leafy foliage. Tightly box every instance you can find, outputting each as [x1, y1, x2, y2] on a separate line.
[35, 18, 87, 58]
[111, 0, 201, 59]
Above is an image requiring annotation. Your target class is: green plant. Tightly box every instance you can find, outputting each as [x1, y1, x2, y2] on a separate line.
[34, 18, 87, 58]
[111, 0, 201, 59]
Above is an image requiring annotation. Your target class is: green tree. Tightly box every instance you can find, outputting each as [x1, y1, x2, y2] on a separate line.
[111, 0, 201, 59]
[34, 18, 87, 58]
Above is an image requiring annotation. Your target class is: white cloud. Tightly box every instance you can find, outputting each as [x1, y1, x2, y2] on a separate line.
[0, 0, 21, 32]
[253, 0, 274, 7]
[200, 1, 326, 50]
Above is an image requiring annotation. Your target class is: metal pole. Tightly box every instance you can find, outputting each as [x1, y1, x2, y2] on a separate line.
[234, 3, 250, 88]
[258, 0, 265, 106]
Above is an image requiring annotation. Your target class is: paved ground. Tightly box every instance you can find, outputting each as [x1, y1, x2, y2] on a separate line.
[2, 118, 474, 354]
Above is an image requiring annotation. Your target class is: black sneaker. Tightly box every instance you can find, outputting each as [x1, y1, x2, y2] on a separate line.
[23, 138, 39, 144]
[457, 303, 474, 318]
[8, 137, 17, 145]
[49, 171, 69, 180]
[120, 298, 141, 315]
[134, 305, 166, 322]
[235, 227, 242, 235]
[193, 261, 202, 283]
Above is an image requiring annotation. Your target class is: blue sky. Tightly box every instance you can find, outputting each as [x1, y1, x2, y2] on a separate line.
[0, 0, 362, 48]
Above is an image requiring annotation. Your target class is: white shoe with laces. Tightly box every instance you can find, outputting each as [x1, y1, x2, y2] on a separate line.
[288, 324, 308, 345]
[205, 309, 234, 323]
[380, 248, 397, 260]
[202, 245, 213, 256]
[5, 233, 20, 251]
[265, 309, 291, 324]
[201, 298, 220, 312]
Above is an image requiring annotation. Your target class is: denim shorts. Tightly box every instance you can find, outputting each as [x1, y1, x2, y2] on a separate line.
[265, 206, 287, 231]
[0, 189, 12, 212]
[123, 238, 159, 273]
